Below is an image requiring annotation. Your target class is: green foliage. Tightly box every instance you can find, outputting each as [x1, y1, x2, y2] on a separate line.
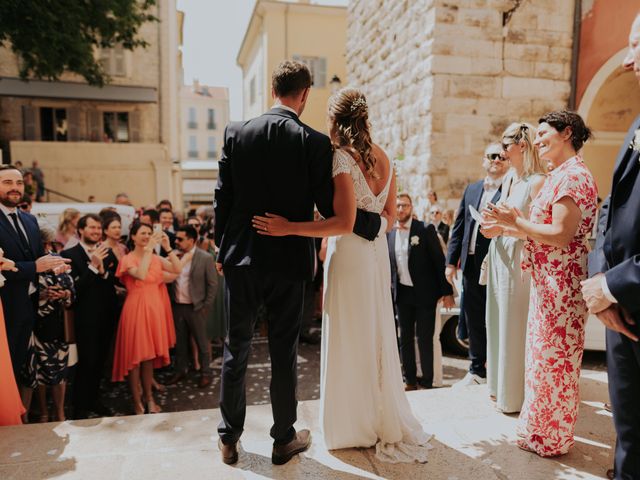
[0, 0, 158, 86]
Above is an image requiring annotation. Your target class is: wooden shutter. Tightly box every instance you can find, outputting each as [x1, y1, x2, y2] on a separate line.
[130, 110, 141, 142]
[87, 109, 101, 142]
[315, 58, 327, 88]
[22, 105, 37, 140]
[67, 107, 81, 141]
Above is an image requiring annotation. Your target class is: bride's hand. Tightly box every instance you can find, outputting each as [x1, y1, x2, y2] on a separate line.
[252, 213, 292, 237]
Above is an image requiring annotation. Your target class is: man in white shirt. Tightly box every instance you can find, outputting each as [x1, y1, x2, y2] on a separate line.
[445, 143, 509, 387]
[166, 225, 217, 389]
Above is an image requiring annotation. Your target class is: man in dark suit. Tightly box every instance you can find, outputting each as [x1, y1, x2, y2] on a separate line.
[214, 60, 383, 466]
[62, 214, 118, 419]
[582, 17, 640, 479]
[166, 225, 217, 388]
[446, 143, 508, 387]
[389, 193, 454, 390]
[0, 165, 67, 375]
[429, 205, 450, 244]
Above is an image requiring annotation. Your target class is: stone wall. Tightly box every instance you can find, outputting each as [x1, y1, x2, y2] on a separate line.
[347, 0, 576, 213]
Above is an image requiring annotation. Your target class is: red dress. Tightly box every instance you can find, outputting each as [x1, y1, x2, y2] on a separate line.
[111, 254, 176, 382]
[519, 156, 598, 456]
[0, 300, 25, 426]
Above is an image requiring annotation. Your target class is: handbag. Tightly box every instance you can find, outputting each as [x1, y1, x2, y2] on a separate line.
[63, 308, 75, 344]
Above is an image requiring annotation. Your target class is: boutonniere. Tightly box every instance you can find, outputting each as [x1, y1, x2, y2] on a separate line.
[629, 129, 640, 159]
[410, 235, 420, 246]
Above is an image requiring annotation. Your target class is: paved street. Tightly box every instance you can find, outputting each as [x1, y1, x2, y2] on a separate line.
[97, 333, 608, 417]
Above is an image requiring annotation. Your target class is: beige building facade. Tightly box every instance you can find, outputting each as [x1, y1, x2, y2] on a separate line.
[0, 1, 184, 208]
[237, 0, 348, 133]
[348, 0, 638, 213]
[180, 82, 229, 205]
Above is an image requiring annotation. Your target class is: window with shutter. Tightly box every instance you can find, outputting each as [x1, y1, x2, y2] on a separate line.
[87, 110, 102, 142]
[67, 107, 81, 141]
[130, 110, 141, 142]
[292, 55, 327, 88]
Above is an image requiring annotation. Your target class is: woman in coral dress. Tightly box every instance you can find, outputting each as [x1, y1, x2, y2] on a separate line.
[112, 222, 187, 414]
[487, 111, 598, 456]
[0, 251, 25, 426]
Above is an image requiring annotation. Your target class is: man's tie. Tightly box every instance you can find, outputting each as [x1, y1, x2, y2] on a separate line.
[8, 212, 30, 253]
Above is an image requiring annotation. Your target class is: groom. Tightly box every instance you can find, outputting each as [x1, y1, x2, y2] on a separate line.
[214, 60, 384, 465]
[582, 15, 640, 480]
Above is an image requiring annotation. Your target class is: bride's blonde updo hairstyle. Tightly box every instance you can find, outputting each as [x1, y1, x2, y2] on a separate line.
[328, 87, 378, 178]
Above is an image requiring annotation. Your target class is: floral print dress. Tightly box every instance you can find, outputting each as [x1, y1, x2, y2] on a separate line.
[519, 156, 597, 456]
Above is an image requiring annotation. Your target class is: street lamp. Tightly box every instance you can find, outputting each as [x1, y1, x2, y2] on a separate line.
[330, 74, 342, 93]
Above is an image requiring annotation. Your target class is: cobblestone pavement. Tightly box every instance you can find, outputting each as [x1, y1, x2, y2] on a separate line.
[92, 338, 607, 418]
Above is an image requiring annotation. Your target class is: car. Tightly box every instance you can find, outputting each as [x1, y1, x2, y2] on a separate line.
[30, 202, 137, 235]
[439, 277, 606, 356]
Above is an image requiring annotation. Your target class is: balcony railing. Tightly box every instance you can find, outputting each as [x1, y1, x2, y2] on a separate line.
[207, 151, 217, 159]
[207, 122, 217, 130]
[188, 150, 198, 158]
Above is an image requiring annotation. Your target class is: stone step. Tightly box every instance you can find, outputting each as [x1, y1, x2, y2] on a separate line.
[0, 371, 613, 479]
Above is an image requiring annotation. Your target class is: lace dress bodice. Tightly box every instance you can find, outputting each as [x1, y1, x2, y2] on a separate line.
[332, 149, 392, 214]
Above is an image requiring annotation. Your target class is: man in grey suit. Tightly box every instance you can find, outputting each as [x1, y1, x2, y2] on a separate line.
[166, 225, 218, 388]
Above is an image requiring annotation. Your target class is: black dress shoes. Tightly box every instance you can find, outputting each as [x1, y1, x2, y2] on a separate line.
[218, 438, 238, 465]
[272, 429, 311, 465]
[92, 403, 114, 417]
[165, 370, 188, 386]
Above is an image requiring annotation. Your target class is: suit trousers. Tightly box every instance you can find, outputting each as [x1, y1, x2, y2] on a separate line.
[73, 314, 115, 412]
[218, 266, 304, 446]
[607, 324, 640, 479]
[173, 303, 212, 375]
[396, 284, 437, 388]
[462, 253, 487, 377]
[5, 298, 36, 377]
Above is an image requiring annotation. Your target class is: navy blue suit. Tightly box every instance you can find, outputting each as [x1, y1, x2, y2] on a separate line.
[589, 115, 640, 479]
[388, 220, 452, 387]
[0, 209, 44, 375]
[446, 180, 501, 377]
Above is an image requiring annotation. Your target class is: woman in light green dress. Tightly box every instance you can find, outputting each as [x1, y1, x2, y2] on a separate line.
[481, 123, 546, 413]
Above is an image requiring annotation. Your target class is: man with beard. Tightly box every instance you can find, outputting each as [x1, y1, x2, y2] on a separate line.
[62, 214, 118, 418]
[0, 165, 68, 374]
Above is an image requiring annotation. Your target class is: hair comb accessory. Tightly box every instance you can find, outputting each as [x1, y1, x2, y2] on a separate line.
[350, 97, 367, 113]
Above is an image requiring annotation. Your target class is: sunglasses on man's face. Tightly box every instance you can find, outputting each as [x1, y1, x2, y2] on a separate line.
[18, 203, 29, 210]
[485, 153, 506, 161]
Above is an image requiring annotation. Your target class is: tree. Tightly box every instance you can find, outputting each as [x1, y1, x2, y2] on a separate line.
[0, 0, 158, 87]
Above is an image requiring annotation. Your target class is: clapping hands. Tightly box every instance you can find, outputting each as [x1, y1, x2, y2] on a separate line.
[0, 248, 17, 272]
[90, 243, 110, 274]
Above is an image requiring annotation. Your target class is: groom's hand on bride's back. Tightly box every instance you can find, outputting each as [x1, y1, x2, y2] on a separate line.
[252, 213, 291, 237]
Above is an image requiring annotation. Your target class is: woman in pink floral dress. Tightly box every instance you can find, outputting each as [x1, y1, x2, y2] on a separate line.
[486, 110, 598, 457]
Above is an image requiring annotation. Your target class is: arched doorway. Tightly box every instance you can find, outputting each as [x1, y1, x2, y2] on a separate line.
[578, 49, 640, 198]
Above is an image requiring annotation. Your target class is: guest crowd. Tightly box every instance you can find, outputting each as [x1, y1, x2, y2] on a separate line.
[0, 188, 228, 423]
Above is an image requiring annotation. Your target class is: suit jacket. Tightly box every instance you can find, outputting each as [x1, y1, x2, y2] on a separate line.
[446, 180, 501, 272]
[170, 247, 217, 313]
[589, 115, 640, 315]
[436, 221, 450, 244]
[61, 244, 118, 326]
[0, 209, 44, 327]
[214, 107, 382, 281]
[388, 220, 453, 307]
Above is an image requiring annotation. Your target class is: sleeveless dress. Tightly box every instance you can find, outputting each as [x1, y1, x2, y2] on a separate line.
[320, 149, 432, 463]
[485, 171, 543, 413]
[0, 292, 25, 426]
[111, 254, 176, 382]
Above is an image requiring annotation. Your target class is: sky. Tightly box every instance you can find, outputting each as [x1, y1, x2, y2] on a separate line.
[177, 0, 349, 121]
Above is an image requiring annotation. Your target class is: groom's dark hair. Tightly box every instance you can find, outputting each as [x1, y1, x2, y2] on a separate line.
[272, 60, 312, 98]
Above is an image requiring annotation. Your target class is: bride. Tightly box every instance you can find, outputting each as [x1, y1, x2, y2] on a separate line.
[252, 88, 431, 463]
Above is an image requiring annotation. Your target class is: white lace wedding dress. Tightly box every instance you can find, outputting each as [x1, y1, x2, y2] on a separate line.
[319, 149, 432, 463]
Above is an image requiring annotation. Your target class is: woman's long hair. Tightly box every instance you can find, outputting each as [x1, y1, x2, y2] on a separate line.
[501, 122, 546, 177]
[327, 88, 378, 178]
[58, 208, 80, 235]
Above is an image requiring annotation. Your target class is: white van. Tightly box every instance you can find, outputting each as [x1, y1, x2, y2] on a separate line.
[30, 203, 137, 235]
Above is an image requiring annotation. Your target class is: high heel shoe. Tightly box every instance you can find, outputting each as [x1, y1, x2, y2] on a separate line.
[146, 399, 162, 414]
[133, 402, 145, 415]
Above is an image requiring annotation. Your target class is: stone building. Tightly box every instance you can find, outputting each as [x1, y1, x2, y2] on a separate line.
[237, 0, 348, 132]
[0, 1, 184, 207]
[347, 0, 639, 213]
[180, 82, 229, 206]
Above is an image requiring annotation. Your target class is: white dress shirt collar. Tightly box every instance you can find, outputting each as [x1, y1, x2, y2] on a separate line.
[0, 203, 17, 216]
[272, 103, 299, 116]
